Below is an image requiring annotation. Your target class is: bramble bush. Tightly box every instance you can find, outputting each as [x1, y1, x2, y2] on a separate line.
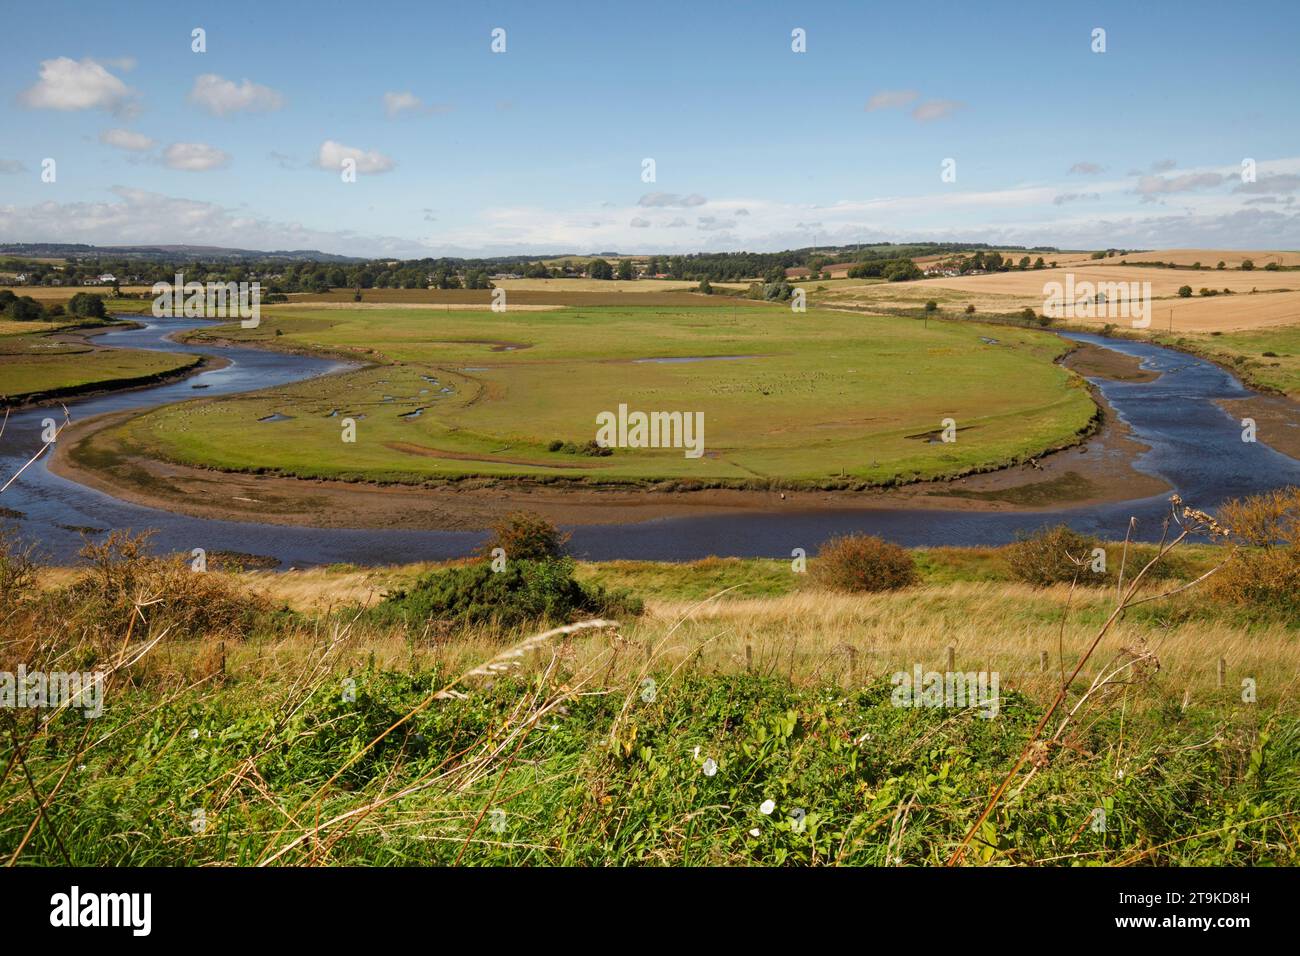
[812, 534, 917, 592]
[480, 510, 570, 561]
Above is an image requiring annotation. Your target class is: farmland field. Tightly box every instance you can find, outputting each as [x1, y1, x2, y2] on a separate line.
[816, 264, 1300, 332]
[90, 302, 1097, 487]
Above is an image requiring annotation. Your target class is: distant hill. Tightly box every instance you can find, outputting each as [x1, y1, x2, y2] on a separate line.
[0, 243, 363, 263]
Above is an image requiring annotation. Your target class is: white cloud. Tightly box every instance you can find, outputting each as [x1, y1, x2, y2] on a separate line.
[316, 140, 396, 174]
[911, 99, 964, 122]
[630, 217, 650, 228]
[865, 90, 918, 112]
[99, 128, 155, 152]
[0, 186, 428, 257]
[384, 91, 422, 117]
[188, 74, 284, 116]
[1053, 192, 1101, 206]
[162, 142, 231, 171]
[1135, 172, 1224, 199]
[0, 159, 26, 174]
[1069, 162, 1104, 175]
[18, 57, 137, 114]
[1235, 173, 1300, 195]
[697, 216, 735, 231]
[638, 192, 706, 207]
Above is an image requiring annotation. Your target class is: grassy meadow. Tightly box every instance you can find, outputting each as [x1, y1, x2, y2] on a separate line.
[0, 330, 200, 406]
[86, 302, 1097, 487]
[4, 525, 1298, 867]
[1159, 324, 1300, 398]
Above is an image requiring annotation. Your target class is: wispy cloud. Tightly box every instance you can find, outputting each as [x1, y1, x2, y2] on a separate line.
[99, 128, 155, 152]
[911, 99, 964, 122]
[188, 74, 284, 116]
[162, 142, 231, 171]
[382, 91, 452, 117]
[316, 140, 396, 174]
[865, 90, 918, 112]
[638, 192, 706, 207]
[1053, 192, 1101, 205]
[696, 216, 735, 231]
[1135, 171, 1224, 201]
[1234, 172, 1300, 195]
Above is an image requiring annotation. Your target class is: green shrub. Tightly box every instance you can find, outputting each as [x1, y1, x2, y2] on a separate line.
[371, 558, 641, 630]
[1004, 525, 1102, 587]
[813, 534, 917, 592]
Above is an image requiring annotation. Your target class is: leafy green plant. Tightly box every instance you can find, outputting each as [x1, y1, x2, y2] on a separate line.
[371, 557, 641, 630]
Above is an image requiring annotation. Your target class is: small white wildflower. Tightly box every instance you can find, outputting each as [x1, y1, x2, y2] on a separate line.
[702, 758, 717, 777]
[749, 828, 760, 837]
[189, 729, 200, 740]
[759, 799, 775, 815]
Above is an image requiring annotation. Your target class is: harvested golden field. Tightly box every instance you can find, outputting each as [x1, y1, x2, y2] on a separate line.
[1141, 289, 1300, 332]
[909, 265, 1295, 299]
[1109, 249, 1300, 268]
[817, 264, 1300, 331]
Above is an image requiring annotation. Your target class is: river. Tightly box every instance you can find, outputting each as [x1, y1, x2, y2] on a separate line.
[1, 318, 1297, 566]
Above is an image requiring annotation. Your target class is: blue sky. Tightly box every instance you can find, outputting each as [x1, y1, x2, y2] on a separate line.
[1, 0, 1298, 257]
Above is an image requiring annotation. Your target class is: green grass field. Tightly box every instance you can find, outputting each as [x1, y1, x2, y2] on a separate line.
[106, 303, 1097, 487]
[0, 332, 200, 405]
[1161, 326, 1300, 397]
